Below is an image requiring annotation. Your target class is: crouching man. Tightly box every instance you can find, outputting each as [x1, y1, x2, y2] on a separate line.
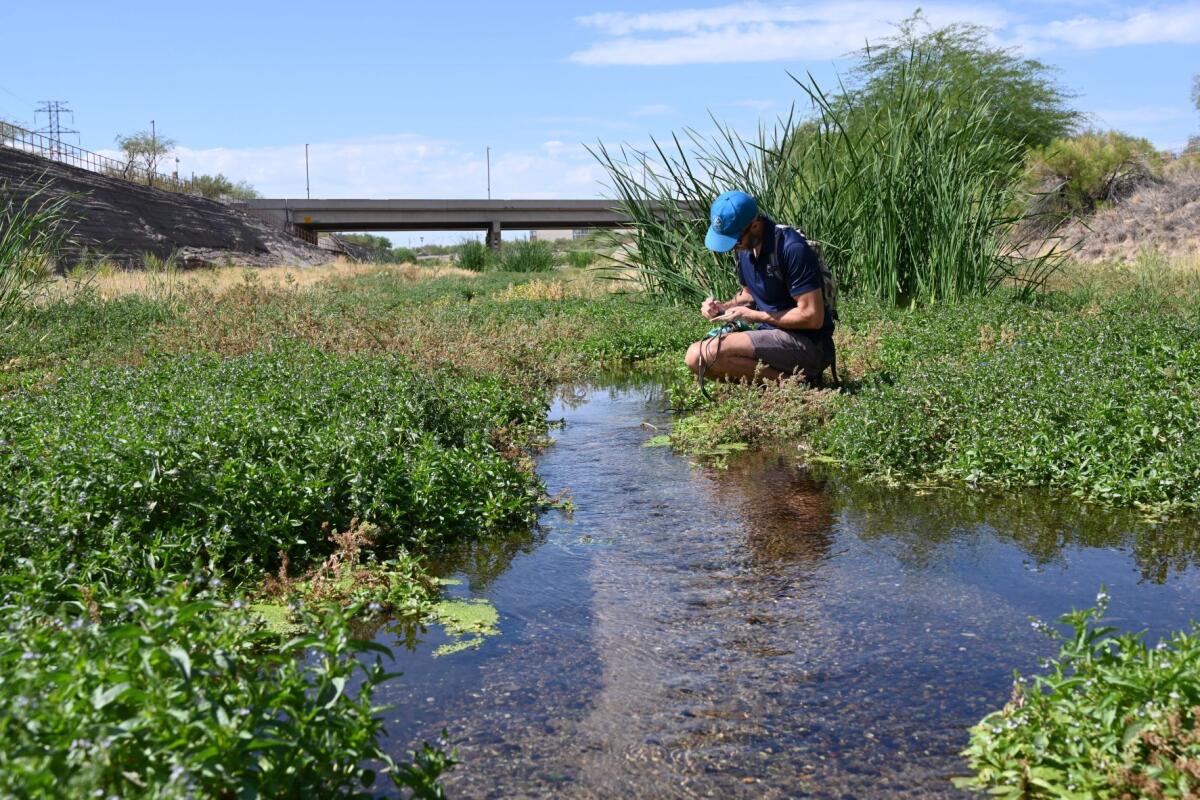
[684, 190, 836, 384]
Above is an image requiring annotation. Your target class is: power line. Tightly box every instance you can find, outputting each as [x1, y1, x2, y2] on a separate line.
[34, 100, 78, 157]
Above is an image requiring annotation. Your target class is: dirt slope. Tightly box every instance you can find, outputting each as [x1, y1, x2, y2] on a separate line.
[1059, 167, 1200, 263]
[1, 147, 333, 269]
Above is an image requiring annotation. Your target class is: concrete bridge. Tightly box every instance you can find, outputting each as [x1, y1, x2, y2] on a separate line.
[236, 198, 651, 249]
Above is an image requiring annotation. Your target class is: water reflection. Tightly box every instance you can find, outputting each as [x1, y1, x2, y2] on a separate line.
[375, 383, 1200, 799]
[822, 473, 1200, 583]
[712, 452, 835, 568]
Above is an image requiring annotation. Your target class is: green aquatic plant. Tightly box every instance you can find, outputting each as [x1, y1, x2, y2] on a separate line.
[0, 344, 547, 591]
[815, 296, 1200, 514]
[455, 238, 492, 272]
[565, 249, 597, 268]
[0, 575, 453, 798]
[959, 589, 1200, 798]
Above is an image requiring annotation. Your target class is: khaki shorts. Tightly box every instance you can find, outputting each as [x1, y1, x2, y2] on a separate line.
[746, 328, 834, 377]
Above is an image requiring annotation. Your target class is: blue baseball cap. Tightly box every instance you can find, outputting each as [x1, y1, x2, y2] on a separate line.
[705, 190, 758, 253]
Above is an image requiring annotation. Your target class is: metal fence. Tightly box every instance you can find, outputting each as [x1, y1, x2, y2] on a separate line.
[0, 120, 193, 192]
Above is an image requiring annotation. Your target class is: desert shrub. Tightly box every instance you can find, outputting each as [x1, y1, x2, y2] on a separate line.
[846, 12, 1080, 152]
[502, 240, 556, 273]
[0, 345, 546, 590]
[0, 574, 452, 798]
[455, 239, 491, 272]
[958, 591, 1200, 798]
[1025, 130, 1163, 218]
[390, 246, 419, 264]
[189, 173, 259, 201]
[595, 51, 1061, 306]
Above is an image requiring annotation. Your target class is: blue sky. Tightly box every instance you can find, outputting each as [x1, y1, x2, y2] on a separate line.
[2, 1, 1197, 241]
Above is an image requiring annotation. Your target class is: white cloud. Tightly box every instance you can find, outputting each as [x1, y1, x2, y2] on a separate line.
[1015, 3, 1200, 50]
[570, 1, 1010, 65]
[570, 1, 1200, 65]
[103, 135, 608, 202]
[734, 98, 777, 111]
[632, 103, 676, 116]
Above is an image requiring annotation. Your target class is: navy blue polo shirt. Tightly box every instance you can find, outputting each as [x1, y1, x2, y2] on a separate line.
[737, 216, 834, 337]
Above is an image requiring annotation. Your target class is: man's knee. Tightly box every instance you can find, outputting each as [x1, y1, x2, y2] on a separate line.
[684, 341, 703, 373]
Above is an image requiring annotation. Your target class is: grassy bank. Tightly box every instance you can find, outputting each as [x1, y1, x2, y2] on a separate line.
[671, 254, 1200, 516]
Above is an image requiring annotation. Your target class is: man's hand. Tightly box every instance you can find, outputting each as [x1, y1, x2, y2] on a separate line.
[714, 304, 756, 324]
[701, 297, 723, 320]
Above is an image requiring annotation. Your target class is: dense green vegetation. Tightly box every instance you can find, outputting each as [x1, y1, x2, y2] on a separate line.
[957, 592, 1200, 798]
[0, 320, 546, 793]
[815, 296, 1200, 513]
[453, 238, 599, 273]
[0, 346, 546, 590]
[501, 239, 556, 272]
[594, 16, 1072, 306]
[844, 12, 1080, 152]
[340, 233, 419, 264]
[455, 238, 491, 271]
[0, 577, 450, 798]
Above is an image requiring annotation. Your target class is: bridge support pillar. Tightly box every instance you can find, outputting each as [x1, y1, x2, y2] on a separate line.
[486, 221, 502, 251]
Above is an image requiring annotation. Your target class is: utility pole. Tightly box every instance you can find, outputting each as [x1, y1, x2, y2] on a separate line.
[34, 100, 77, 160]
[305, 143, 310, 199]
[486, 146, 491, 200]
[150, 119, 157, 185]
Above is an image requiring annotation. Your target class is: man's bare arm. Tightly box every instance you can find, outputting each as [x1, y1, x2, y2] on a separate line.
[714, 288, 823, 330]
[719, 287, 754, 311]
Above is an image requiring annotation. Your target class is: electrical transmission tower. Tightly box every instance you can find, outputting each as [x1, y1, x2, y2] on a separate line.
[34, 100, 77, 158]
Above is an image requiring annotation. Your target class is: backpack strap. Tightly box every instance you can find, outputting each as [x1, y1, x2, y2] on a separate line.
[773, 225, 838, 323]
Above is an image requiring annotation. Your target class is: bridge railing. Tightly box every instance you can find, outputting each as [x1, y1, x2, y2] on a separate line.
[0, 120, 193, 193]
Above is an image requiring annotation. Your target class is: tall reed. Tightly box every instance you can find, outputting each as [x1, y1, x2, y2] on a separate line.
[0, 183, 70, 320]
[593, 54, 1063, 305]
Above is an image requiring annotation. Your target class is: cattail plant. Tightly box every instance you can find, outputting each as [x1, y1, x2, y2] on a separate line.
[0, 182, 70, 321]
[593, 52, 1064, 306]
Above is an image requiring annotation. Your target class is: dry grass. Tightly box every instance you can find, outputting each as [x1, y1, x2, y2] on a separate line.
[1049, 249, 1200, 298]
[43, 260, 477, 302]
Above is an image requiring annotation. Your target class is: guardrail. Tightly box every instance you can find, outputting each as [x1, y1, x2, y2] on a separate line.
[0, 120, 193, 192]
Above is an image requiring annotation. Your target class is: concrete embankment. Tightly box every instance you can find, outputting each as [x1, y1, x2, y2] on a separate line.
[1, 148, 333, 269]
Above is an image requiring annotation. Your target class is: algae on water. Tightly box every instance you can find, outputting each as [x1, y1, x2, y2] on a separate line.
[250, 603, 304, 636]
[429, 598, 500, 657]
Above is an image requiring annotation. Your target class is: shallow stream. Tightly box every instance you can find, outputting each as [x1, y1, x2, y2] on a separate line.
[374, 379, 1200, 798]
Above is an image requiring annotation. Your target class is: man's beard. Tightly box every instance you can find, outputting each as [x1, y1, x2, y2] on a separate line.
[737, 230, 762, 251]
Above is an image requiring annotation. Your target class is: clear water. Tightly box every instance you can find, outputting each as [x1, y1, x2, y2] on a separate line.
[372, 379, 1200, 798]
